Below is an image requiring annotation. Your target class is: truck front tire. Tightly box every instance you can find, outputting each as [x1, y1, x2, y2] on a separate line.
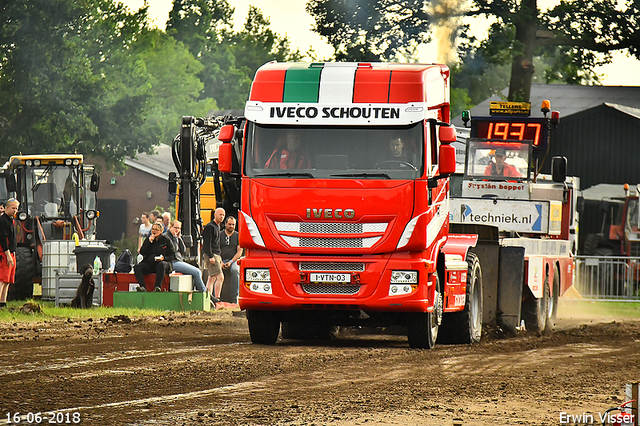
[247, 310, 280, 344]
[438, 252, 483, 344]
[407, 277, 442, 349]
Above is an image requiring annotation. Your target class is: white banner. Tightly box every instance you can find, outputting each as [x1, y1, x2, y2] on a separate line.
[450, 198, 549, 233]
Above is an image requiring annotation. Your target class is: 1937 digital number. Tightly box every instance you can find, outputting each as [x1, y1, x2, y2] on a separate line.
[5, 412, 81, 424]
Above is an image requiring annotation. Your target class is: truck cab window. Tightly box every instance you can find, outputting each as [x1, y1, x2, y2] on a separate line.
[245, 123, 424, 179]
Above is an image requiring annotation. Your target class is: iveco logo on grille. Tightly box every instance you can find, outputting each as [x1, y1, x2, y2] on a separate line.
[306, 208, 355, 219]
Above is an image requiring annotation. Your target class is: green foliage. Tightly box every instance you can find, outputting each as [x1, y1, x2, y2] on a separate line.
[307, 0, 640, 102]
[0, 0, 299, 170]
[0, 300, 167, 324]
[306, 0, 431, 61]
[0, 0, 155, 169]
[167, 1, 307, 109]
[112, 236, 139, 257]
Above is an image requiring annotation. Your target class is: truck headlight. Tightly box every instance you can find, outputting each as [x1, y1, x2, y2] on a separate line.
[245, 269, 272, 294]
[389, 270, 418, 296]
[245, 269, 270, 282]
[391, 271, 418, 283]
[249, 282, 272, 294]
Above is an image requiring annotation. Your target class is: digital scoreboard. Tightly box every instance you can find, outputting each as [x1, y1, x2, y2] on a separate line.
[471, 116, 549, 155]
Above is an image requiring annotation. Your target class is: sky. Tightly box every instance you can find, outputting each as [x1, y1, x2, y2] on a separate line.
[121, 0, 640, 86]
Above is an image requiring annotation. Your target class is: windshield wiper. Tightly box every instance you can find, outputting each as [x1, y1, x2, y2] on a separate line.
[254, 172, 314, 178]
[330, 173, 391, 179]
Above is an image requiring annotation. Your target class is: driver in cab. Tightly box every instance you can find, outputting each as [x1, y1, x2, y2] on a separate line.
[265, 131, 310, 169]
[380, 137, 417, 168]
[484, 148, 521, 178]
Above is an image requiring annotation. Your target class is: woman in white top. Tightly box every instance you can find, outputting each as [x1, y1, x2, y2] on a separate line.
[138, 212, 152, 250]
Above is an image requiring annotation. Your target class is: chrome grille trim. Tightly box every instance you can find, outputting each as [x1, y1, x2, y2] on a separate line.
[299, 262, 365, 272]
[302, 284, 361, 295]
[282, 236, 381, 248]
[275, 222, 387, 234]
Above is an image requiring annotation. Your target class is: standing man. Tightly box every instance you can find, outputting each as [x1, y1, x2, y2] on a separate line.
[0, 198, 20, 308]
[220, 216, 242, 305]
[149, 210, 161, 229]
[202, 208, 225, 303]
[162, 212, 171, 233]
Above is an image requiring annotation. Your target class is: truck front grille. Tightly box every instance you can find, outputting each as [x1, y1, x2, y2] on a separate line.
[282, 236, 381, 248]
[299, 262, 365, 272]
[302, 284, 361, 295]
[275, 222, 387, 234]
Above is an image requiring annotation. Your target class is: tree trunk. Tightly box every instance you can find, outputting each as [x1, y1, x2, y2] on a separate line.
[508, 0, 539, 102]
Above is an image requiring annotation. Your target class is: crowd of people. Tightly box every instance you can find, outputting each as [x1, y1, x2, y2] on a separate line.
[135, 208, 241, 309]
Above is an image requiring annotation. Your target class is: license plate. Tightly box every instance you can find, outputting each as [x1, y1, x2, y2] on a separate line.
[309, 273, 351, 283]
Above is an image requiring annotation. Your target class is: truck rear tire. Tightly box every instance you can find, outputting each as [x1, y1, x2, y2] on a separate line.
[438, 252, 483, 344]
[522, 271, 549, 333]
[247, 310, 280, 344]
[8, 247, 35, 301]
[407, 277, 442, 349]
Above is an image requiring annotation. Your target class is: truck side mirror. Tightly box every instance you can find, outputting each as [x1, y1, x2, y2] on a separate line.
[6, 173, 16, 192]
[90, 173, 100, 192]
[551, 156, 567, 183]
[218, 124, 235, 143]
[439, 126, 457, 144]
[167, 172, 177, 196]
[576, 196, 585, 215]
[439, 144, 456, 175]
[218, 143, 233, 174]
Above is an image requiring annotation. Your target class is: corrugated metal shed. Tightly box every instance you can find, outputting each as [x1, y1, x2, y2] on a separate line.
[454, 85, 640, 190]
[546, 103, 640, 189]
[452, 84, 640, 126]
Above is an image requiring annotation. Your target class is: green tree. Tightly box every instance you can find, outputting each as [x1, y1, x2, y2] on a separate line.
[306, 0, 640, 102]
[0, 0, 154, 168]
[133, 30, 217, 145]
[167, 1, 304, 110]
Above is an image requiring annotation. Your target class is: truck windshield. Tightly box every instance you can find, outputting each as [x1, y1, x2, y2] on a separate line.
[27, 166, 80, 218]
[244, 123, 424, 179]
[465, 139, 530, 181]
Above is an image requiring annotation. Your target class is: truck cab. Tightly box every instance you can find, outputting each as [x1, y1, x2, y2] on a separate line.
[218, 62, 493, 348]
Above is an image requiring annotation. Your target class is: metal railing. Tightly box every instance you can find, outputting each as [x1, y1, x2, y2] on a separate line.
[575, 256, 640, 300]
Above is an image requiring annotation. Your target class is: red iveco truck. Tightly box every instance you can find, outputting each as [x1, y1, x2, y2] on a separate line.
[217, 62, 520, 348]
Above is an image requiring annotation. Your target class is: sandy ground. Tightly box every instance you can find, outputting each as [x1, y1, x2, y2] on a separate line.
[0, 299, 639, 426]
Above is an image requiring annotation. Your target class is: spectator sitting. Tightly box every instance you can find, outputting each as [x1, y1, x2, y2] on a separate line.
[134, 222, 176, 292]
[166, 220, 207, 292]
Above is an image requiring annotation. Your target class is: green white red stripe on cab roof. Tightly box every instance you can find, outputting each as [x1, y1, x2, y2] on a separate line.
[245, 62, 451, 125]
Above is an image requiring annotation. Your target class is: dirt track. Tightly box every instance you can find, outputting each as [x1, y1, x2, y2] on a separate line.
[1, 300, 639, 426]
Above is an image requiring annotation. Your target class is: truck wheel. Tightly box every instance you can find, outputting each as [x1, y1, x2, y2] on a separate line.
[246, 310, 280, 344]
[407, 277, 442, 349]
[438, 252, 483, 344]
[545, 265, 560, 333]
[522, 272, 549, 333]
[7, 247, 35, 301]
[583, 234, 601, 255]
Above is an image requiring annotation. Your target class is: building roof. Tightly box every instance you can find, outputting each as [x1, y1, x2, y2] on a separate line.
[453, 84, 640, 126]
[125, 143, 175, 180]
